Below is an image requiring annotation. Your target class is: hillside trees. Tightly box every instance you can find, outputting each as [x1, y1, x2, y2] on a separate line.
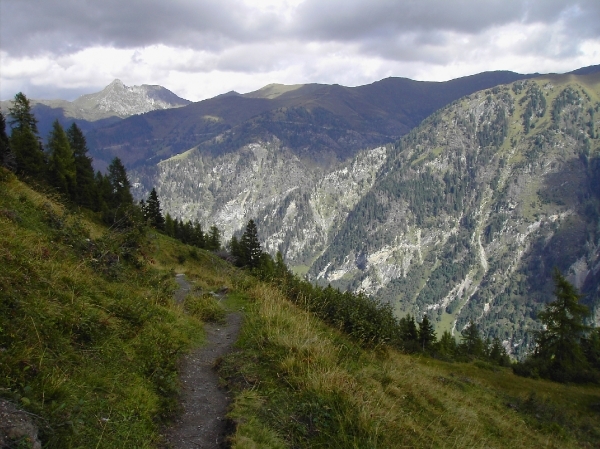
[8, 92, 45, 178]
[47, 120, 76, 197]
[0, 112, 15, 170]
[67, 123, 96, 208]
[142, 188, 165, 230]
[514, 269, 597, 383]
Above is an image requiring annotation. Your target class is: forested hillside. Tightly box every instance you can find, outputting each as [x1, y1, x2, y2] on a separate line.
[312, 74, 600, 357]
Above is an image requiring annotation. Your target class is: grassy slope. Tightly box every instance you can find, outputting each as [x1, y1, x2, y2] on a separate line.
[0, 169, 230, 447]
[221, 281, 600, 448]
[1, 168, 599, 448]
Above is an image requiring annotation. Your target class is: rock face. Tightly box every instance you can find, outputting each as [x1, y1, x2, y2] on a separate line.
[68, 79, 190, 120]
[132, 73, 600, 357]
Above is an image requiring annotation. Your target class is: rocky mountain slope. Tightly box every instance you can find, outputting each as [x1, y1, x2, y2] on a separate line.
[310, 73, 600, 356]
[132, 73, 600, 357]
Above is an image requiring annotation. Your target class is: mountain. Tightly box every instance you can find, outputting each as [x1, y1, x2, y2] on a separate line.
[88, 71, 536, 170]
[0, 79, 190, 138]
[311, 73, 600, 356]
[132, 72, 600, 358]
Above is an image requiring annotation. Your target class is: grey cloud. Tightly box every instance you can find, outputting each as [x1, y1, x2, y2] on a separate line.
[1, 0, 278, 56]
[1, 0, 598, 66]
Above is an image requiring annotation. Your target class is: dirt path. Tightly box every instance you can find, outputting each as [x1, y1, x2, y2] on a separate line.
[164, 274, 242, 449]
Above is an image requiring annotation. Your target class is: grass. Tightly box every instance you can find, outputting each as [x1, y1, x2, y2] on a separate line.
[2, 166, 600, 448]
[0, 169, 223, 447]
[220, 280, 600, 448]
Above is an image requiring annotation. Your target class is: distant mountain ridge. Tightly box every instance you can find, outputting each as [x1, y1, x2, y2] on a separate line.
[0, 79, 190, 138]
[87, 70, 539, 170]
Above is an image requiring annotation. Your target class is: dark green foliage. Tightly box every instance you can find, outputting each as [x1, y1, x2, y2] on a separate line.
[238, 219, 262, 268]
[418, 314, 437, 352]
[477, 105, 508, 148]
[206, 225, 221, 251]
[521, 83, 546, 134]
[0, 112, 16, 170]
[8, 92, 39, 134]
[489, 337, 511, 366]
[47, 120, 76, 197]
[103, 157, 135, 226]
[66, 123, 96, 208]
[459, 320, 486, 358]
[143, 188, 165, 230]
[399, 314, 419, 352]
[8, 93, 45, 178]
[514, 270, 597, 383]
[436, 330, 458, 358]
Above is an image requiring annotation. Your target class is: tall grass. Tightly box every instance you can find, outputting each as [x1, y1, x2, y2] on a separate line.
[0, 170, 209, 447]
[220, 282, 600, 448]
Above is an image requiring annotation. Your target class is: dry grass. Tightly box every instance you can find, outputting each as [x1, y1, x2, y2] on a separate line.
[221, 281, 600, 448]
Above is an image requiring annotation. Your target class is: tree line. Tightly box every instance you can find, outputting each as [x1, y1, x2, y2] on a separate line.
[1, 93, 136, 227]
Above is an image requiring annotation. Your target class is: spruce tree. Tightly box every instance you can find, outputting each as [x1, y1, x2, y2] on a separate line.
[206, 225, 221, 251]
[145, 188, 165, 230]
[47, 120, 76, 197]
[239, 219, 262, 268]
[8, 93, 45, 178]
[0, 112, 16, 170]
[399, 314, 419, 352]
[67, 123, 96, 208]
[459, 320, 485, 358]
[534, 269, 591, 382]
[107, 157, 133, 208]
[418, 314, 437, 352]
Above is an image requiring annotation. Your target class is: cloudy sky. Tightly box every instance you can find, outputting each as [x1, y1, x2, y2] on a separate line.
[1, 0, 599, 102]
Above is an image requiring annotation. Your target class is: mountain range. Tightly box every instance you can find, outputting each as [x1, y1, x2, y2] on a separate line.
[3, 66, 600, 356]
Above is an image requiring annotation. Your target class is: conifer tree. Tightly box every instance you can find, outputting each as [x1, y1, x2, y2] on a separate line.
[0, 112, 16, 170]
[206, 225, 221, 251]
[399, 314, 419, 352]
[533, 269, 591, 381]
[418, 314, 437, 352]
[145, 188, 165, 230]
[107, 157, 133, 208]
[459, 320, 485, 358]
[104, 157, 134, 225]
[47, 120, 76, 197]
[239, 219, 262, 268]
[437, 330, 457, 358]
[67, 123, 96, 207]
[164, 213, 175, 237]
[8, 93, 45, 178]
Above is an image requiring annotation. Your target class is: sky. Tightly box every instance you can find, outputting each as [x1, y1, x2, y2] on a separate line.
[1, 0, 599, 102]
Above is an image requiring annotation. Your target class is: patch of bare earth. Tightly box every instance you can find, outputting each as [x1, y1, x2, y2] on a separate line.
[162, 274, 242, 449]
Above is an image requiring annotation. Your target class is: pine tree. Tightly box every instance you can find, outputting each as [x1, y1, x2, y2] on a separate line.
[489, 337, 510, 366]
[239, 219, 262, 268]
[8, 93, 45, 178]
[145, 188, 165, 230]
[47, 120, 76, 197]
[533, 269, 591, 382]
[459, 320, 485, 358]
[0, 112, 16, 170]
[104, 158, 134, 225]
[107, 157, 133, 208]
[399, 314, 419, 352]
[67, 123, 96, 208]
[418, 314, 437, 352]
[206, 225, 221, 251]
[437, 330, 457, 358]
[164, 213, 175, 237]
